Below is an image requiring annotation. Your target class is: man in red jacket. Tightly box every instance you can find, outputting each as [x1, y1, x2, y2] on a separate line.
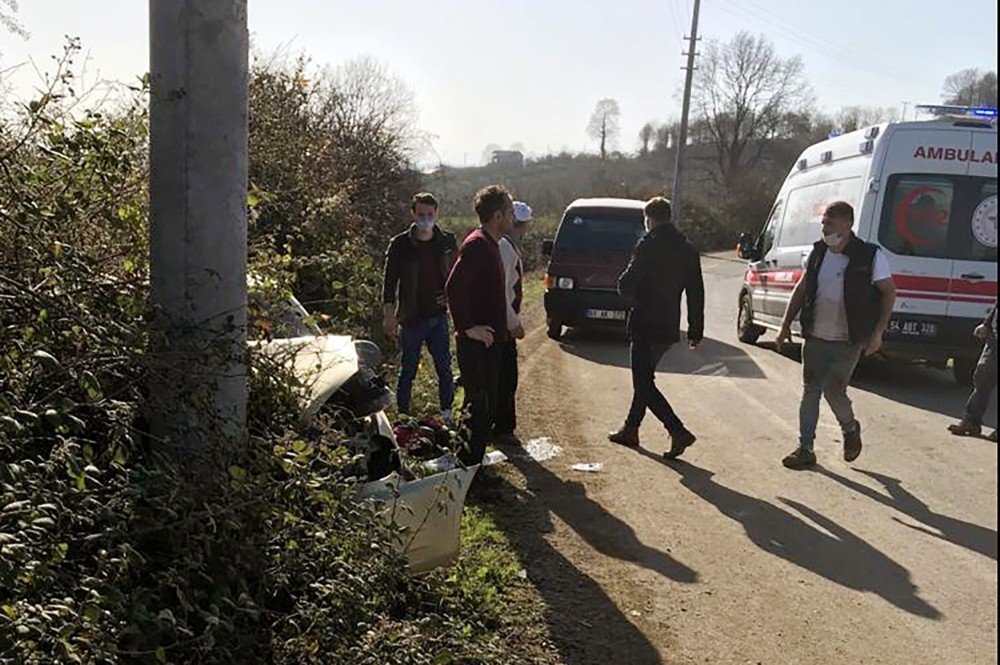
[446, 185, 515, 464]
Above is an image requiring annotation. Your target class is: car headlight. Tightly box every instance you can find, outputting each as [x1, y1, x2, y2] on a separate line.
[556, 277, 575, 290]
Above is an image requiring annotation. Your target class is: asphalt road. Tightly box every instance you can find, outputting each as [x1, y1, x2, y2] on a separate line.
[507, 252, 997, 665]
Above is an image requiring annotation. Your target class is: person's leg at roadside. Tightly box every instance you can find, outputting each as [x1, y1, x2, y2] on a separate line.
[785, 338, 832, 469]
[822, 342, 865, 461]
[426, 315, 455, 422]
[494, 340, 518, 442]
[951, 342, 998, 438]
[396, 320, 429, 416]
[610, 341, 654, 446]
[456, 337, 497, 465]
[637, 343, 697, 459]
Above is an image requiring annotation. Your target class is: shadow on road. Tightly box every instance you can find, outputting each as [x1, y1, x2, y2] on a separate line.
[472, 448, 699, 665]
[818, 467, 998, 561]
[632, 452, 942, 620]
[559, 331, 767, 380]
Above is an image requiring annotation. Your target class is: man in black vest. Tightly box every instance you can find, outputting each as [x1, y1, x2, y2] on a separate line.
[948, 303, 998, 442]
[776, 201, 897, 469]
[608, 197, 705, 459]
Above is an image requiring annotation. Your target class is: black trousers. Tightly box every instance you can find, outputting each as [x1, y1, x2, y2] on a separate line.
[625, 340, 684, 433]
[494, 340, 518, 436]
[456, 337, 501, 465]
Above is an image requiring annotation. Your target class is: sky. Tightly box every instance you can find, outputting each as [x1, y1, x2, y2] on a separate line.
[1, 0, 997, 166]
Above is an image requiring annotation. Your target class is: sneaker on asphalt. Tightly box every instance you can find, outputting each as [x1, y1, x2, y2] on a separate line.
[782, 448, 817, 470]
[989, 430, 998, 443]
[608, 426, 640, 447]
[843, 424, 863, 462]
[663, 428, 697, 460]
[948, 420, 983, 437]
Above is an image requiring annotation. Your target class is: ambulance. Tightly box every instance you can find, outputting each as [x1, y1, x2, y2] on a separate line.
[737, 107, 997, 384]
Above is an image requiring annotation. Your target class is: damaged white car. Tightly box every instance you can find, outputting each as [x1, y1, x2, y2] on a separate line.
[248, 291, 478, 574]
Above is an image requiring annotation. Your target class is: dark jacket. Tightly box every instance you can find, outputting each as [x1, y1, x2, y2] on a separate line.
[446, 228, 509, 343]
[382, 225, 457, 325]
[985, 304, 997, 348]
[618, 223, 705, 344]
[801, 235, 881, 345]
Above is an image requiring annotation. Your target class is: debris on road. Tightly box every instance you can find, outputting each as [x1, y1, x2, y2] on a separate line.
[522, 437, 563, 462]
[571, 462, 604, 473]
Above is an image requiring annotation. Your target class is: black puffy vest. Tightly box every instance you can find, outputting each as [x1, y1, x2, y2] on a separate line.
[801, 235, 881, 345]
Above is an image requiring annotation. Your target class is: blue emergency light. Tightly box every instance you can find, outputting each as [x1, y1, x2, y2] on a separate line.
[915, 104, 998, 120]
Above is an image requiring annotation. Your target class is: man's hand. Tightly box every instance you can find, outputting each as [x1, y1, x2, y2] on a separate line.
[865, 333, 884, 357]
[775, 326, 792, 353]
[465, 326, 496, 347]
[974, 324, 988, 342]
[512, 324, 526, 340]
[383, 313, 398, 342]
[435, 292, 448, 308]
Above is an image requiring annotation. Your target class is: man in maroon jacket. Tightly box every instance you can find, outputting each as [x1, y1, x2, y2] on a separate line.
[446, 185, 515, 464]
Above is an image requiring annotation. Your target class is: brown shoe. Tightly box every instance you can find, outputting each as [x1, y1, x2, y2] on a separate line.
[608, 426, 640, 447]
[663, 428, 697, 459]
[843, 424, 863, 462]
[782, 448, 817, 470]
[948, 420, 982, 438]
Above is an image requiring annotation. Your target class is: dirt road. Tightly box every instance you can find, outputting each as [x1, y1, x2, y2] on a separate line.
[493, 254, 997, 665]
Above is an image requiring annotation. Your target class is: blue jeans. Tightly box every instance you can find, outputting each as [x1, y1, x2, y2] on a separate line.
[397, 315, 454, 415]
[799, 338, 863, 451]
[625, 341, 685, 433]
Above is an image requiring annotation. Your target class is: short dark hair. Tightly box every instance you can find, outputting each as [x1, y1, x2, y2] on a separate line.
[473, 185, 511, 224]
[410, 192, 439, 211]
[824, 201, 854, 225]
[644, 197, 672, 224]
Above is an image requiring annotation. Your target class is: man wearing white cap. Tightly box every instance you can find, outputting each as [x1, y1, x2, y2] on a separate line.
[494, 201, 532, 444]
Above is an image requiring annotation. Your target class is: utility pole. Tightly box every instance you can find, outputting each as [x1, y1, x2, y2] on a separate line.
[671, 0, 702, 227]
[148, 1, 249, 465]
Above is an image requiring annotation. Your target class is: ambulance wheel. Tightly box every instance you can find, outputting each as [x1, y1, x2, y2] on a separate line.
[737, 294, 764, 345]
[546, 318, 563, 341]
[952, 357, 976, 387]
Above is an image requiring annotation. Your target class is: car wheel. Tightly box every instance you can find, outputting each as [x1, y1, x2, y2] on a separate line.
[546, 318, 563, 341]
[953, 356, 977, 387]
[737, 293, 764, 345]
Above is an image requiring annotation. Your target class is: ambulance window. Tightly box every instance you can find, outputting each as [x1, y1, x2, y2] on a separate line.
[879, 175, 997, 261]
[780, 178, 862, 248]
[761, 200, 784, 255]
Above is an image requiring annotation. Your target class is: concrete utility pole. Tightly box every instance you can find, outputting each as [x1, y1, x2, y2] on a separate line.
[148, 1, 249, 463]
[671, 0, 702, 227]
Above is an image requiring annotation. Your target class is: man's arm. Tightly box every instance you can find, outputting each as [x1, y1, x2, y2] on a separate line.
[776, 273, 809, 351]
[866, 278, 897, 355]
[617, 239, 647, 304]
[685, 251, 706, 345]
[382, 240, 400, 340]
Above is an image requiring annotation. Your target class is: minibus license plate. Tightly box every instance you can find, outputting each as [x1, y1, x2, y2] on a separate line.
[586, 309, 626, 321]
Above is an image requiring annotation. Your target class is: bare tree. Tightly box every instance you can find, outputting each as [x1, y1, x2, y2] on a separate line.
[324, 56, 419, 150]
[835, 105, 898, 132]
[638, 122, 656, 155]
[692, 32, 811, 190]
[0, 0, 27, 38]
[587, 98, 621, 160]
[942, 68, 998, 107]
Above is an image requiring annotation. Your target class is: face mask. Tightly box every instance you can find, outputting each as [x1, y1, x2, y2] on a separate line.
[644, 217, 653, 233]
[415, 218, 435, 233]
[823, 232, 843, 247]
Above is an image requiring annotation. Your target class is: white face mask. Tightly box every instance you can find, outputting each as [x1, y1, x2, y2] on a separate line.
[823, 232, 843, 247]
[415, 218, 435, 234]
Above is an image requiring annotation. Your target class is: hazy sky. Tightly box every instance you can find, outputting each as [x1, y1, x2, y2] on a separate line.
[1, 0, 997, 166]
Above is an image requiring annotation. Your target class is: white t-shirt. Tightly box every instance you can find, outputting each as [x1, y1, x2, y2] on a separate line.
[499, 236, 523, 331]
[811, 249, 892, 342]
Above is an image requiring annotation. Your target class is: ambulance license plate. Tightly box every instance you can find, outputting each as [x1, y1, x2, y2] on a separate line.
[586, 309, 626, 321]
[889, 319, 937, 338]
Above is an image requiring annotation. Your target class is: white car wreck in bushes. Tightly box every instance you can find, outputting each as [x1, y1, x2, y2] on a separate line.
[248, 291, 478, 574]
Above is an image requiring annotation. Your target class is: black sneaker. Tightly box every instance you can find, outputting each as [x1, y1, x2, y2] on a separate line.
[844, 424, 863, 462]
[948, 420, 982, 437]
[782, 448, 817, 470]
[989, 430, 998, 443]
[664, 428, 697, 460]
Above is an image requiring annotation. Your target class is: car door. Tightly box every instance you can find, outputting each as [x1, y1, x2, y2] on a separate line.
[749, 199, 785, 325]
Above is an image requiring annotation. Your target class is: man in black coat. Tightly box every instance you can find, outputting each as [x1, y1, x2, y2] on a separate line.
[608, 197, 705, 459]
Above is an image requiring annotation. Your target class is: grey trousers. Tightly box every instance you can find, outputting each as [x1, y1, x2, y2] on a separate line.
[965, 342, 998, 425]
[799, 338, 864, 451]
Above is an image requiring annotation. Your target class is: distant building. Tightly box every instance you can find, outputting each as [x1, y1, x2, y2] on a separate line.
[490, 150, 525, 168]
